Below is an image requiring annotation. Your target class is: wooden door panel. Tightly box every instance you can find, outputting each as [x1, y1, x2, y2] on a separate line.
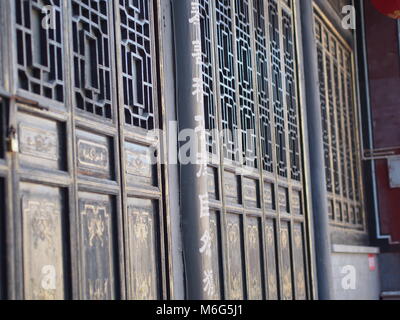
[20, 182, 67, 300]
[0, 0, 171, 300]
[77, 192, 119, 300]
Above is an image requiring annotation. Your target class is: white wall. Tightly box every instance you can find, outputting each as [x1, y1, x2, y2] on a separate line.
[331, 245, 381, 300]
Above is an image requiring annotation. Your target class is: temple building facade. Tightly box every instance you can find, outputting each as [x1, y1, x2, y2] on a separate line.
[0, 0, 399, 300]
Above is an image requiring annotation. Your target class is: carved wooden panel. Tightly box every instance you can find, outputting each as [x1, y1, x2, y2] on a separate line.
[264, 182, 275, 211]
[21, 183, 65, 300]
[278, 187, 289, 213]
[293, 223, 306, 300]
[124, 142, 156, 188]
[207, 167, 219, 201]
[280, 222, 293, 300]
[226, 214, 244, 300]
[246, 217, 264, 300]
[126, 197, 159, 300]
[3, 0, 171, 301]
[199, 0, 312, 300]
[224, 171, 241, 205]
[209, 211, 222, 300]
[243, 178, 260, 209]
[292, 190, 302, 215]
[265, 219, 278, 300]
[18, 111, 67, 171]
[76, 129, 114, 180]
[78, 192, 117, 300]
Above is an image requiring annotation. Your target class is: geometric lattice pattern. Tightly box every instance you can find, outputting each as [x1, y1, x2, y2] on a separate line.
[215, 0, 239, 162]
[71, 0, 112, 119]
[15, 0, 64, 102]
[119, 0, 155, 130]
[315, 9, 365, 229]
[269, 0, 287, 178]
[235, 0, 257, 168]
[198, 0, 309, 300]
[253, 0, 274, 173]
[199, 0, 218, 155]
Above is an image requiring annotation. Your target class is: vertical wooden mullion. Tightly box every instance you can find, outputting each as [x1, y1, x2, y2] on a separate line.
[4, 0, 19, 300]
[321, 22, 336, 220]
[263, 0, 284, 301]
[330, 36, 345, 223]
[277, 0, 295, 300]
[343, 54, 357, 221]
[248, 0, 269, 300]
[63, 0, 80, 300]
[350, 53, 367, 230]
[209, 0, 230, 299]
[229, 0, 249, 300]
[154, 0, 176, 299]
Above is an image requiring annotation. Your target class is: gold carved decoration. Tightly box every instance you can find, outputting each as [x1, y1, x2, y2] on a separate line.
[230, 273, 242, 300]
[296, 271, 306, 299]
[248, 225, 258, 247]
[266, 225, 274, 244]
[278, 189, 287, 210]
[243, 180, 257, 203]
[292, 192, 301, 213]
[126, 150, 152, 178]
[294, 229, 302, 249]
[250, 275, 262, 299]
[25, 201, 58, 251]
[81, 204, 109, 248]
[227, 221, 239, 244]
[282, 268, 292, 300]
[280, 228, 289, 249]
[78, 140, 109, 170]
[268, 271, 278, 299]
[264, 184, 273, 206]
[89, 279, 109, 300]
[19, 125, 58, 161]
[129, 208, 152, 246]
[389, 10, 400, 19]
[135, 273, 154, 300]
[32, 288, 57, 300]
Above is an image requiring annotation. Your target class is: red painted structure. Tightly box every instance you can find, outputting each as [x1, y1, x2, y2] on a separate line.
[371, 0, 400, 19]
[365, 0, 400, 243]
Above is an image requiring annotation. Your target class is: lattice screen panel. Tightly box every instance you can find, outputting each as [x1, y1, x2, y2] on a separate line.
[199, 0, 311, 300]
[15, 0, 64, 104]
[314, 8, 365, 230]
[71, 0, 113, 119]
